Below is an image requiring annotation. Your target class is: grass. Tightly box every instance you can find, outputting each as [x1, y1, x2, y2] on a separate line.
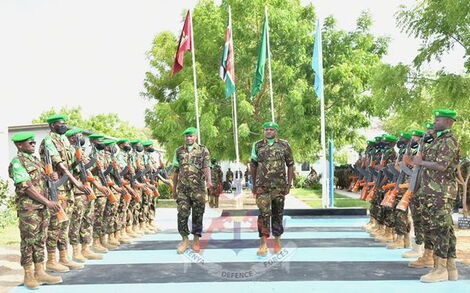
[157, 199, 177, 208]
[0, 223, 20, 246]
[291, 188, 370, 209]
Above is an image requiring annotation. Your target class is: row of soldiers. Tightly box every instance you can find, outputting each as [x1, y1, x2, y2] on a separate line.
[350, 109, 461, 283]
[9, 114, 166, 290]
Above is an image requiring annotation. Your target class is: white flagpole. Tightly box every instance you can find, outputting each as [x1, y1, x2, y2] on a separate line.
[320, 90, 328, 208]
[265, 6, 275, 122]
[189, 10, 201, 143]
[229, 6, 241, 195]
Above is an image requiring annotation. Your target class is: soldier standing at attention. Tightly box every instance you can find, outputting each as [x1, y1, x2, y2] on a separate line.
[172, 127, 212, 254]
[251, 122, 294, 256]
[208, 158, 223, 208]
[413, 109, 460, 283]
[9, 132, 63, 289]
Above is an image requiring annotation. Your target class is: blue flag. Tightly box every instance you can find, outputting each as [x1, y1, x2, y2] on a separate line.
[312, 20, 323, 99]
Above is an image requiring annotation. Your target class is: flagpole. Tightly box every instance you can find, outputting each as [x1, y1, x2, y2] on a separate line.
[189, 10, 201, 143]
[265, 6, 275, 122]
[320, 89, 328, 208]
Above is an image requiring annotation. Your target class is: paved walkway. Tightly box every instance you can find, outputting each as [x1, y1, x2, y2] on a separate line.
[335, 189, 361, 199]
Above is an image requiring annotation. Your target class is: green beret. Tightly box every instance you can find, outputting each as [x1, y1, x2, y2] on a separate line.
[130, 139, 142, 145]
[383, 134, 398, 143]
[103, 139, 116, 146]
[12, 132, 35, 142]
[367, 139, 376, 145]
[262, 122, 279, 129]
[424, 122, 434, 129]
[142, 140, 153, 147]
[374, 136, 383, 141]
[65, 128, 82, 137]
[433, 109, 456, 120]
[116, 138, 129, 144]
[182, 127, 198, 135]
[400, 132, 412, 140]
[46, 114, 67, 124]
[411, 130, 426, 137]
[89, 133, 105, 140]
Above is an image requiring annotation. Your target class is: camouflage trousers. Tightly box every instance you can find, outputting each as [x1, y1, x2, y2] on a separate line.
[47, 193, 74, 252]
[69, 195, 86, 245]
[256, 188, 285, 238]
[140, 192, 150, 224]
[370, 190, 385, 224]
[80, 197, 94, 244]
[148, 195, 157, 222]
[128, 196, 141, 226]
[410, 192, 429, 248]
[105, 195, 121, 234]
[422, 195, 457, 259]
[93, 196, 107, 238]
[118, 195, 131, 230]
[19, 208, 49, 266]
[176, 185, 205, 237]
[392, 193, 410, 236]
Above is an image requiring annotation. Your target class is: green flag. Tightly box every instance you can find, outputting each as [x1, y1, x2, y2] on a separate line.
[251, 15, 268, 98]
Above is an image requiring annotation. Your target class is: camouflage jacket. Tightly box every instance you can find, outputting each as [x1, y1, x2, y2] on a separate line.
[8, 152, 48, 211]
[251, 138, 294, 190]
[89, 147, 109, 195]
[173, 143, 210, 191]
[421, 130, 460, 199]
[39, 132, 73, 193]
[211, 164, 223, 186]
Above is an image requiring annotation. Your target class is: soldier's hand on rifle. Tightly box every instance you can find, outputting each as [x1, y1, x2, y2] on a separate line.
[46, 200, 61, 213]
[97, 185, 110, 196]
[50, 172, 59, 181]
[403, 154, 413, 166]
[412, 154, 423, 166]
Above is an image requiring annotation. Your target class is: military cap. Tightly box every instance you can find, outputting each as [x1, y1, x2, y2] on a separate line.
[399, 132, 412, 140]
[142, 140, 153, 146]
[46, 114, 67, 124]
[65, 128, 83, 137]
[383, 134, 398, 143]
[103, 139, 116, 146]
[130, 139, 142, 145]
[424, 122, 434, 129]
[116, 138, 129, 144]
[11, 132, 35, 142]
[374, 136, 383, 141]
[411, 130, 426, 137]
[182, 127, 198, 135]
[367, 139, 376, 145]
[262, 121, 279, 129]
[89, 133, 105, 140]
[433, 109, 456, 120]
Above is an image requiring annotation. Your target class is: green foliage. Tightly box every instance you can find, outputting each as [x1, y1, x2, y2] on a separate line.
[157, 183, 172, 199]
[0, 179, 17, 229]
[294, 175, 321, 189]
[142, 0, 389, 162]
[396, 0, 470, 71]
[33, 107, 151, 140]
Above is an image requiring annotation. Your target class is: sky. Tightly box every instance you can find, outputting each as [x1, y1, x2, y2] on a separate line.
[0, 0, 466, 129]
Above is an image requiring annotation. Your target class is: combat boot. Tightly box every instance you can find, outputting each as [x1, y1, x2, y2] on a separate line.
[447, 258, 458, 281]
[81, 244, 103, 260]
[370, 225, 385, 236]
[140, 222, 152, 234]
[274, 236, 282, 254]
[72, 244, 87, 263]
[126, 226, 138, 238]
[177, 236, 191, 254]
[192, 235, 201, 253]
[133, 224, 144, 236]
[46, 251, 69, 273]
[91, 237, 108, 253]
[151, 222, 162, 232]
[146, 222, 157, 233]
[256, 236, 268, 256]
[116, 231, 131, 244]
[363, 217, 374, 230]
[119, 230, 132, 243]
[409, 249, 434, 268]
[420, 256, 448, 282]
[376, 227, 394, 242]
[59, 249, 84, 270]
[101, 235, 117, 250]
[108, 233, 120, 246]
[387, 235, 406, 249]
[402, 239, 423, 258]
[34, 262, 62, 285]
[23, 264, 40, 290]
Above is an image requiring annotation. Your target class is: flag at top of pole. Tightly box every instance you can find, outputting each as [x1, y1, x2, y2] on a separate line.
[219, 18, 236, 97]
[172, 11, 193, 74]
[312, 19, 323, 99]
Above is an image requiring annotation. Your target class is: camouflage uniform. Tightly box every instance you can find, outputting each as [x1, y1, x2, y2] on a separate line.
[251, 138, 294, 238]
[8, 152, 50, 266]
[129, 150, 143, 226]
[208, 163, 223, 205]
[40, 132, 74, 252]
[173, 143, 210, 237]
[144, 150, 160, 223]
[90, 147, 110, 239]
[420, 130, 460, 259]
[104, 149, 122, 235]
[378, 148, 397, 229]
[391, 148, 411, 236]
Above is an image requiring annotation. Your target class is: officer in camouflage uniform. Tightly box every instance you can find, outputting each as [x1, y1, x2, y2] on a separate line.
[208, 158, 223, 208]
[39, 115, 89, 272]
[412, 109, 460, 283]
[9, 132, 63, 289]
[251, 122, 294, 256]
[172, 127, 212, 254]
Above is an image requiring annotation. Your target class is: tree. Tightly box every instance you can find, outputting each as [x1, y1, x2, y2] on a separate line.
[396, 0, 470, 71]
[33, 107, 151, 141]
[142, 0, 389, 162]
